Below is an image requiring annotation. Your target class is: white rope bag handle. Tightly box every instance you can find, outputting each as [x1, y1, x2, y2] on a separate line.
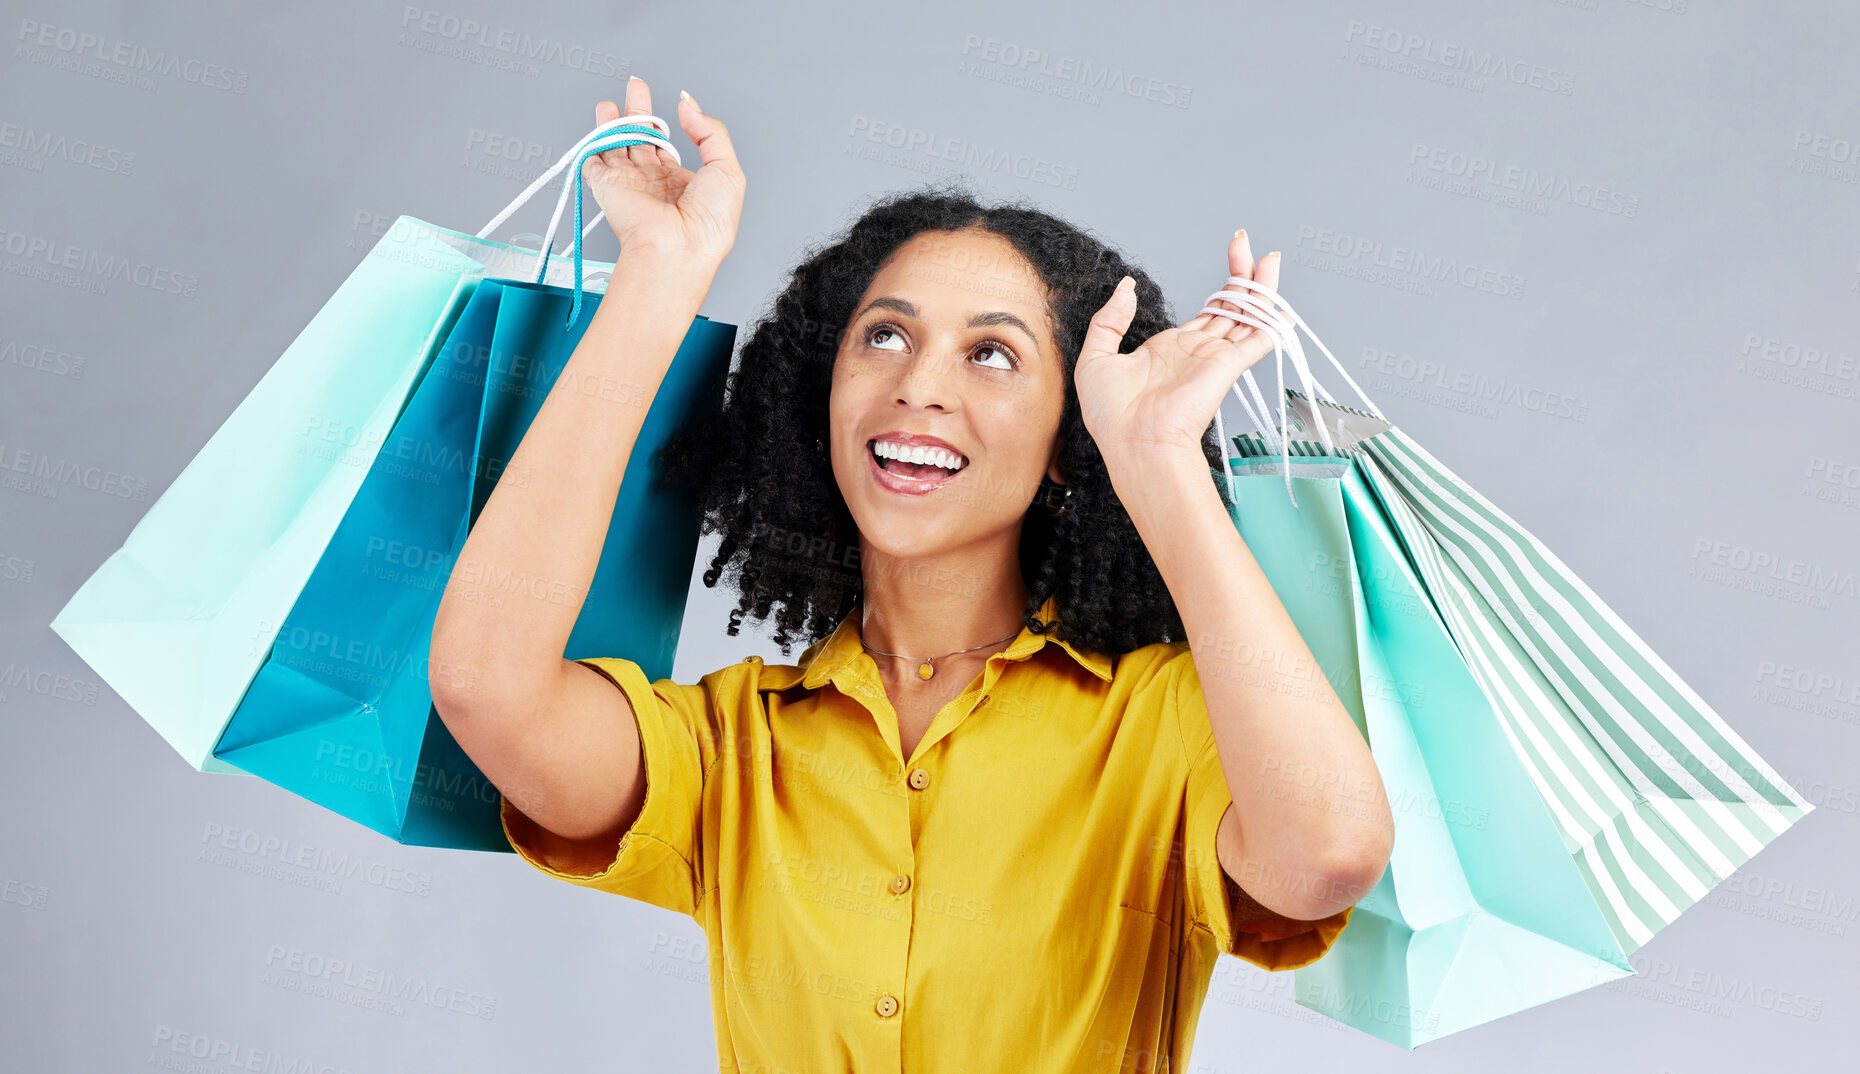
[474, 115, 682, 323]
[1196, 274, 1387, 507]
[476, 113, 679, 246]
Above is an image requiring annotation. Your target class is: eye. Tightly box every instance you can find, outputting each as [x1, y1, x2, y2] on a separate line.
[865, 324, 907, 351]
[972, 340, 1017, 371]
[862, 322, 1019, 371]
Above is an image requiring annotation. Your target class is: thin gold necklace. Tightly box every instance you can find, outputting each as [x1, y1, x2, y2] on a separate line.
[861, 624, 1023, 680]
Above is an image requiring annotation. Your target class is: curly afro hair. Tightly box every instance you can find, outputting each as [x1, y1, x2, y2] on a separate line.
[652, 180, 1232, 659]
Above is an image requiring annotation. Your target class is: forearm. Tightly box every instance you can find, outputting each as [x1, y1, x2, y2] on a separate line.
[431, 248, 719, 712]
[1107, 447, 1392, 913]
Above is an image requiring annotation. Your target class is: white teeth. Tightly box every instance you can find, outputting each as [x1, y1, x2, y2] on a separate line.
[872, 440, 966, 472]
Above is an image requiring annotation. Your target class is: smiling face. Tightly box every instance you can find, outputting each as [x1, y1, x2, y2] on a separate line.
[828, 226, 1068, 563]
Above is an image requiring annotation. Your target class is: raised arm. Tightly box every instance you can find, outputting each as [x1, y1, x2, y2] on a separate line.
[430, 83, 744, 856]
[1074, 234, 1393, 921]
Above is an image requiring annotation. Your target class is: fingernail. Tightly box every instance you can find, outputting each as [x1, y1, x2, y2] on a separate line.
[1268, 251, 1281, 261]
[1235, 228, 1246, 240]
[1118, 274, 1134, 294]
[681, 89, 701, 113]
[628, 75, 640, 84]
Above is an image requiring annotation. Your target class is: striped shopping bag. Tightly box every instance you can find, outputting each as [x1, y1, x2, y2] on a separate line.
[1192, 268, 1814, 1045]
[1231, 390, 1814, 1042]
[1334, 392, 1810, 946]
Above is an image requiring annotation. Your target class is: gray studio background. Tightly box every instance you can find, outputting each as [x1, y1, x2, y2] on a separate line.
[3, 0, 1856, 1070]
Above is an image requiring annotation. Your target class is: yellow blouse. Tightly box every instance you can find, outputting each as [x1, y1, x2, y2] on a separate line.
[501, 595, 1354, 1073]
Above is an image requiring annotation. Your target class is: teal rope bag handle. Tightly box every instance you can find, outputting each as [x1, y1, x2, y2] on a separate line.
[535, 120, 680, 328]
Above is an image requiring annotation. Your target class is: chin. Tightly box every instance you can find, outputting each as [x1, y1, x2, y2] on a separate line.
[852, 514, 953, 561]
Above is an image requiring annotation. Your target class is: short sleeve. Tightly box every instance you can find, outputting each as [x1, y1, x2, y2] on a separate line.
[1170, 649, 1355, 971]
[499, 656, 713, 920]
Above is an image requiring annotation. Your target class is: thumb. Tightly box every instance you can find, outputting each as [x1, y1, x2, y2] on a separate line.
[675, 91, 742, 178]
[1078, 275, 1137, 361]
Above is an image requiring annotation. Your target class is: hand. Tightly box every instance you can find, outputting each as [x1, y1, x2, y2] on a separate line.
[584, 77, 745, 267]
[1075, 230, 1283, 460]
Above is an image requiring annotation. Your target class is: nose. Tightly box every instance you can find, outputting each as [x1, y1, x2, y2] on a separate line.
[893, 347, 961, 412]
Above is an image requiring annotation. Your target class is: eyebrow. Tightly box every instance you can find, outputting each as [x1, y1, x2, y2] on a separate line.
[853, 296, 1040, 346]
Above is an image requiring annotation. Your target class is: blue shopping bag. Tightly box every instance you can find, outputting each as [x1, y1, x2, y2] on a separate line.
[211, 277, 733, 850]
[52, 114, 696, 796]
[48, 223, 500, 773]
[48, 116, 686, 778]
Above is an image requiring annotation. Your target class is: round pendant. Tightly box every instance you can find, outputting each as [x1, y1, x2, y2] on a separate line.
[918, 661, 935, 680]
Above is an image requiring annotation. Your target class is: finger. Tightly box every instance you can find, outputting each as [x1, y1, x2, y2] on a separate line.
[1186, 228, 1252, 333]
[591, 96, 628, 170]
[586, 99, 623, 178]
[652, 100, 677, 168]
[1229, 249, 1284, 350]
[593, 98, 620, 158]
[595, 87, 674, 171]
[1260, 249, 1281, 295]
[1079, 275, 1138, 362]
[677, 91, 743, 181]
[622, 75, 658, 168]
[1216, 231, 1275, 344]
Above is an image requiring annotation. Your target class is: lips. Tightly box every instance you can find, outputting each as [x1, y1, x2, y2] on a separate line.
[865, 433, 968, 495]
[868, 432, 967, 463]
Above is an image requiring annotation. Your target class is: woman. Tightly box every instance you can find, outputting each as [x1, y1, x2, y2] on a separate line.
[432, 78, 1393, 1073]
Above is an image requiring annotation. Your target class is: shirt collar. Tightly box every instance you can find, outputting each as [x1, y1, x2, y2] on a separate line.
[758, 595, 1114, 691]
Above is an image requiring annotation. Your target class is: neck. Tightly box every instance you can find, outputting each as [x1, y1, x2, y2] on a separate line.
[856, 538, 1030, 667]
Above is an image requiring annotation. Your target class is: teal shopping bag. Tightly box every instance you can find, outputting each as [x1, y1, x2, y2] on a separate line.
[211, 277, 733, 850]
[1222, 451, 1632, 1047]
[49, 223, 500, 773]
[1189, 272, 1814, 1045]
[50, 115, 690, 779]
[1214, 388, 1815, 1046]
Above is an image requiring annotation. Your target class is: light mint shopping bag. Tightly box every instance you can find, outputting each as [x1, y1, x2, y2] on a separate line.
[1222, 448, 1634, 1047]
[1215, 390, 1815, 1046]
[50, 116, 684, 776]
[1188, 270, 1814, 1045]
[210, 277, 733, 850]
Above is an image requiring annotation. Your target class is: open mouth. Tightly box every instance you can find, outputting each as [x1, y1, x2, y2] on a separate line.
[867, 438, 968, 489]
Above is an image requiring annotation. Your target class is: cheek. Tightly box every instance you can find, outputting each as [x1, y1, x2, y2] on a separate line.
[993, 394, 1062, 453]
[828, 366, 883, 444]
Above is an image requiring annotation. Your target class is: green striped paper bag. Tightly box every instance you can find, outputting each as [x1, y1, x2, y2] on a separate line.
[1247, 389, 1814, 961]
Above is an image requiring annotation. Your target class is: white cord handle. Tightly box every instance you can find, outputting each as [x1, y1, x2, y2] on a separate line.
[475, 114, 680, 256]
[1197, 274, 1386, 507]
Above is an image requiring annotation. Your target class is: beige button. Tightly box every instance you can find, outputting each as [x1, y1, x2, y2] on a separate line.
[907, 768, 931, 790]
[889, 874, 911, 894]
[875, 993, 899, 1018]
